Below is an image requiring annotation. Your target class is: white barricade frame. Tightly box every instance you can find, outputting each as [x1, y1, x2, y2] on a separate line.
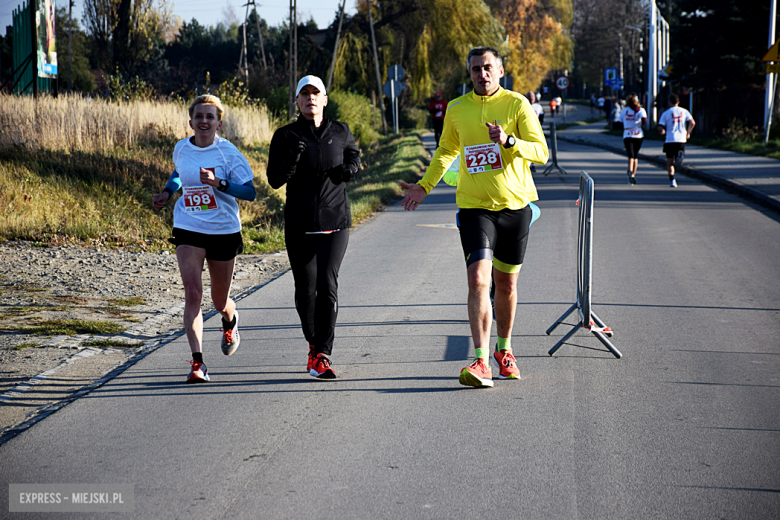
[546, 171, 622, 358]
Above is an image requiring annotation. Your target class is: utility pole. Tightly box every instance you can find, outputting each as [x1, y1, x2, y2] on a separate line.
[238, 26, 245, 73]
[245, 1, 267, 70]
[327, 0, 347, 92]
[288, 0, 298, 120]
[67, 0, 73, 93]
[242, 3, 250, 85]
[367, 0, 387, 135]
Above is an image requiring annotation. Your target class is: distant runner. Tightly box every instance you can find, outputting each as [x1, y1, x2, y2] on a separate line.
[428, 92, 448, 147]
[657, 93, 695, 188]
[619, 93, 647, 185]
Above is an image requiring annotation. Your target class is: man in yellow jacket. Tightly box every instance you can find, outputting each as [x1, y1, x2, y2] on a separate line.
[401, 46, 548, 388]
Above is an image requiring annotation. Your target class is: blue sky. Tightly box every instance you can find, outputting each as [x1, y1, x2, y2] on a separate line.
[1, 0, 357, 38]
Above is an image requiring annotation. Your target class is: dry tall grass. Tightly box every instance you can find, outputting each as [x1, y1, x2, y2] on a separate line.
[0, 93, 276, 152]
[0, 93, 282, 250]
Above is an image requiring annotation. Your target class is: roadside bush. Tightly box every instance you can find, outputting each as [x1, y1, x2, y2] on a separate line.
[324, 90, 382, 151]
[264, 86, 291, 118]
[400, 106, 429, 130]
[769, 121, 780, 141]
[107, 70, 156, 103]
[721, 118, 760, 142]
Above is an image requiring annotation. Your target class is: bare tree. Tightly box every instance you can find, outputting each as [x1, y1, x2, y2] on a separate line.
[572, 0, 645, 95]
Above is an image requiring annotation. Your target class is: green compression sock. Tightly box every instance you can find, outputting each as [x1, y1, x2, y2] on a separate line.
[496, 336, 511, 352]
[474, 347, 488, 362]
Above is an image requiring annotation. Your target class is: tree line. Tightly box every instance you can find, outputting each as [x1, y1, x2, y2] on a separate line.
[4, 0, 768, 133]
[1, 0, 573, 116]
[570, 0, 779, 133]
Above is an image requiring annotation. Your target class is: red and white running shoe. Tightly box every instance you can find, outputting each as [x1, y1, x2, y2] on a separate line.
[310, 353, 337, 379]
[493, 349, 520, 380]
[187, 360, 210, 384]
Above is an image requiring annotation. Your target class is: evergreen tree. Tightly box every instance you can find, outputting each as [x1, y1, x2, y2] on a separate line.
[56, 6, 94, 92]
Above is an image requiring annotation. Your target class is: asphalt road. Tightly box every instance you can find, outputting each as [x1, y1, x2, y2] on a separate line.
[1, 139, 779, 519]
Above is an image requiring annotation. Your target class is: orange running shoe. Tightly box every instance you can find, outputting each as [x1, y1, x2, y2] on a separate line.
[493, 349, 520, 380]
[310, 353, 337, 379]
[186, 360, 210, 384]
[459, 359, 493, 388]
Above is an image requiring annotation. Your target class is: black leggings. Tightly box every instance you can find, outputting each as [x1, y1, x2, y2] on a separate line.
[623, 138, 644, 159]
[285, 229, 349, 356]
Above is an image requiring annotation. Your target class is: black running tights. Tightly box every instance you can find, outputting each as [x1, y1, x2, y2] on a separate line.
[285, 229, 349, 356]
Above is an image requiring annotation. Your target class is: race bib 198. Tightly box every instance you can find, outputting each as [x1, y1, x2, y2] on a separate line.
[623, 127, 642, 138]
[182, 185, 219, 212]
[464, 142, 504, 174]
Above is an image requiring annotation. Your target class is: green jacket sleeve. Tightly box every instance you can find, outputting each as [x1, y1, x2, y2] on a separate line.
[419, 114, 460, 194]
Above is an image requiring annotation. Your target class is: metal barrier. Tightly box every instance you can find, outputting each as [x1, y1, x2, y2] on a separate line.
[542, 122, 568, 176]
[546, 171, 621, 358]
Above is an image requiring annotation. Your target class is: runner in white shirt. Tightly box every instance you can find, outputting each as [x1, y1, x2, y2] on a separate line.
[152, 95, 256, 383]
[525, 91, 545, 172]
[657, 93, 695, 188]
[619, 93, 648, 185]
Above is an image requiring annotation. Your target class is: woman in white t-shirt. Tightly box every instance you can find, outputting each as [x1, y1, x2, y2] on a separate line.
[619, 93, 648, 185]
[152, 95, 256, 384]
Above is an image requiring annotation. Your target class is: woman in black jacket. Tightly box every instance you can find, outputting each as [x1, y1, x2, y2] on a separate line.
[267, 75, 361, 379]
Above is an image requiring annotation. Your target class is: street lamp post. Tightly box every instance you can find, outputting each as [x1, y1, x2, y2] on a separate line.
[648, 0, 657, 128]
[765, 0, 777, 138]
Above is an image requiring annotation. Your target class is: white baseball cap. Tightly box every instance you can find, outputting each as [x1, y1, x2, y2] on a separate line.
[295, 75, 326, 97]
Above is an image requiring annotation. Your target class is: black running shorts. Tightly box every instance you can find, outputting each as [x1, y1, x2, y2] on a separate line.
[169, 228, 243, 261]
[663, 142, 685, 159]
[623, 138, 643, 159]
[456, 206, 532, 274]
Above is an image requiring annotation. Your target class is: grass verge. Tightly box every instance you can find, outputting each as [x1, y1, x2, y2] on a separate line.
[107, 297, 146, 307]
[348, 131, 429, 225]
[1, 319, 126, 336]
[0, 305, 67, 319]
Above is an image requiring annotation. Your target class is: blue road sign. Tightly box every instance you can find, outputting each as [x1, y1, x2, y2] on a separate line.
[604, 67, 618, 85]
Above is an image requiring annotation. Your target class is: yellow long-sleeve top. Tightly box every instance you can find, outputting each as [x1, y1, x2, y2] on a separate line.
[419, 87, 548, 210]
